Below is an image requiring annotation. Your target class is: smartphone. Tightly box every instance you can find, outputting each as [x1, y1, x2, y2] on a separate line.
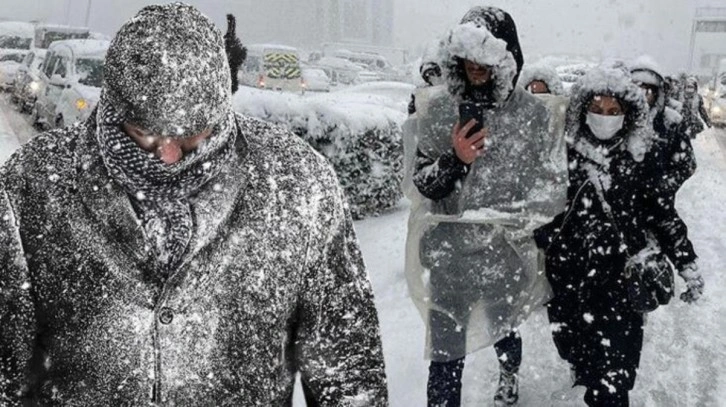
[458, 102, 484, 138]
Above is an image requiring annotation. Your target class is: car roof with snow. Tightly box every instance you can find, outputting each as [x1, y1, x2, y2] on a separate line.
[315, 57, 362, 70]
[0, 21, 35, 37]
[35, 23, 89, 34]
[247, 44, 299, 53]
[48, 39, 109, 59]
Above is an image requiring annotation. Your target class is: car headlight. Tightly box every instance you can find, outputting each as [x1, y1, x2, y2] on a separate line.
[28, 81, 39, 92]
[75, 98, 88, 110]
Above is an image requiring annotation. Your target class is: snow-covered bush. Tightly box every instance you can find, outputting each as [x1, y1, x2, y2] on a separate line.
[233, 87, 408, 219]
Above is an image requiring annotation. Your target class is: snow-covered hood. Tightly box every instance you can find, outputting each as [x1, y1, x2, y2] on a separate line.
[439, 6, 523, 106]
[629, 55, 666, 118]
[519, 63, 565, 96]
[566, 63, 651, 162]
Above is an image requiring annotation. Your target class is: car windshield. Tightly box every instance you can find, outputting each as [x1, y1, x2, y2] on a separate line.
[0, 53, 24, 63]
[0, 35, 32, 50]
[76, 58, 103, 87]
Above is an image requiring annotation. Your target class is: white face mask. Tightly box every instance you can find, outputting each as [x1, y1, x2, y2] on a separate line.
[586, 112, 625, 141]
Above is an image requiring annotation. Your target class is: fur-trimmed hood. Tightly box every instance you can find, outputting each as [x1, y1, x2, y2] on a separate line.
[566, 63, 651, 162]
[519, 63, 565, 96]
[438, 6, 523, 106]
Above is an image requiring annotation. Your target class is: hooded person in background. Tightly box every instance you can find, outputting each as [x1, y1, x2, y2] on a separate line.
[536, 64, 704, 406]
[408, 41, 445, 115]
[681, 76, 712, 138]
[519, 63, 566, 97]
[519, 62, 568, 156]
[224, 13, 247, 94]
[405, 6, 567, 406]
[0, 3, 387, 406]
[630, 57, 702, 298]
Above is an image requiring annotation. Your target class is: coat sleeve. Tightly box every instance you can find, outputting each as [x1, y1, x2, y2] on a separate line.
[662, 124, 697, 194]
[412, 148, 468, 200]
[294, 180, 388, 406]
[0, 187, 36, 406]
[698, 96, 712, 127]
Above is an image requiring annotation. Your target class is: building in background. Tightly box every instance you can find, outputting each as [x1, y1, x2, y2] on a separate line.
[689, 7, 726, 80]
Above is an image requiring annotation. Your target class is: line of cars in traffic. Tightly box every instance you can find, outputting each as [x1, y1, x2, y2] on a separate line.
[0, 21, 107, 130]
[239, 43, 409, 95]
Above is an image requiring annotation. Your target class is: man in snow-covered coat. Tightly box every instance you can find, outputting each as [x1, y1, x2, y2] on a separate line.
[404, 6, 567, 406]
[630, 56, 702, 296]
[0, 4, 387, 406]
[535, 64, 704, 406]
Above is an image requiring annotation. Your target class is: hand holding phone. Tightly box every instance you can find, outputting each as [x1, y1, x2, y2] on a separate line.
[452, 107, 487, 164]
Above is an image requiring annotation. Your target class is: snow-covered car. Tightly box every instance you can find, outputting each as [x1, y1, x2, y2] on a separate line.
[0, 52, 25, 91]
[33, 24, 90, 49]
[710, 91, 726, 128]
[0, 21, 34, 51]
[240, 44, 304, 94]
[11, 49, 46, 112]
[310, 56, 362, 86]
[302, 68, 331, 92]
[33, 39, 108, 129]
[356, 70, 384, 83]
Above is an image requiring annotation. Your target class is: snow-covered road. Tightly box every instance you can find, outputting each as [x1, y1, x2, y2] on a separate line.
[1, 95, 725, 406]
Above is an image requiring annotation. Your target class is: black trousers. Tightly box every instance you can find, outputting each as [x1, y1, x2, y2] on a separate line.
[427, 331, 521, 407]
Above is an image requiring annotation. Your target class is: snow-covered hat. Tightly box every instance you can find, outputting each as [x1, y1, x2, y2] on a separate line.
[439, 6, 523, 106]
[103, 2, 232, 138]
[566, 62, 652, 161]
[519, 63, 565, 96]
[629, 55, 664, 88]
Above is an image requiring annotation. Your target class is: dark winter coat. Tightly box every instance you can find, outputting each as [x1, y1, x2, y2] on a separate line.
[535, 65, 689, 392]
[631, 58, 698, 271]
[0, 114, 387, 406]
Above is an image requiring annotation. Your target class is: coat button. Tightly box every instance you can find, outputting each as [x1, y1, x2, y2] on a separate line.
[159, 307, 174, 325]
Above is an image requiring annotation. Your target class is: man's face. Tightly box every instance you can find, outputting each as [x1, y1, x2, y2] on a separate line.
[464, 60, 492, 86]
[123, 123, 212, 165]
[527, 80, 550, 94]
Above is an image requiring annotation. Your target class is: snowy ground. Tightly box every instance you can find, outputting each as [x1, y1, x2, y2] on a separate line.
[1, 94, 725, 406]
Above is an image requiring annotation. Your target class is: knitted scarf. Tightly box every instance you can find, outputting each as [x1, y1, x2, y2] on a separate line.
[95, 96, 237, 274]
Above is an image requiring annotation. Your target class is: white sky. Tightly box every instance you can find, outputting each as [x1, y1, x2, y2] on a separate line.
[1, 0, 725, 73]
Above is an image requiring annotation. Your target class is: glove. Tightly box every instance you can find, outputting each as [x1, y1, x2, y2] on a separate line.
[678, 263, 704, 303]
